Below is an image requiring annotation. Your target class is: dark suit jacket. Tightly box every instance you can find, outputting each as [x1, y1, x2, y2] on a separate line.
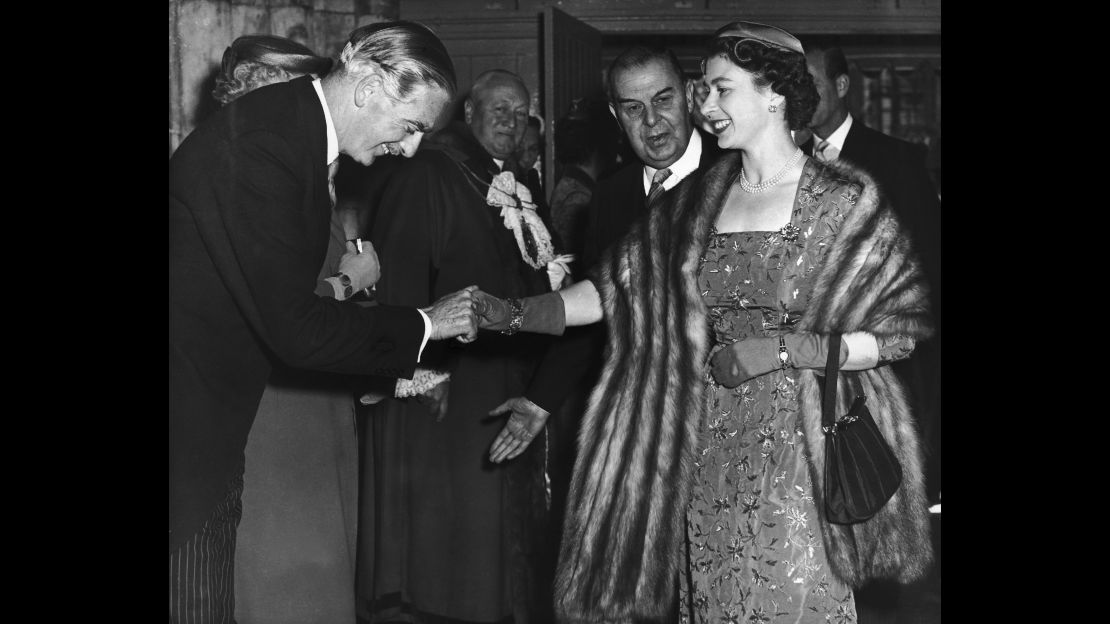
[527, 131, 722, 413]
[169, 76, 425, 551]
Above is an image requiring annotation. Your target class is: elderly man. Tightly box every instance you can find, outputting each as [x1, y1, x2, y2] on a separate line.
[169, 22, 477, 623]
[355, 69, 556, 623]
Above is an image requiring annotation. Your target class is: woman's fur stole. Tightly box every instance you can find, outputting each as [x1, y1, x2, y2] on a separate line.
[554, 152, 934, 622]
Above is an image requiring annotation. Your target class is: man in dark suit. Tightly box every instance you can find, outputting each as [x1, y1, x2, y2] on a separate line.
[803, 43, 941, 504]
[169, 22, 478, 623]
[519, 47, 721, 417]
[583, 46, 721, 271]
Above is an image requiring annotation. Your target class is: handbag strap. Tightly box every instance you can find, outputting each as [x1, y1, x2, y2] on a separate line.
[821, 333, 842, 431]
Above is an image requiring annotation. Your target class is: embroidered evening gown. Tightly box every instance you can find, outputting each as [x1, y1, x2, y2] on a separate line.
[681, 174, 913, 623]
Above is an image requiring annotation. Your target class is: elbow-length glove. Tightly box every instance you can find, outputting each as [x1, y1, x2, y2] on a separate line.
[473, 290, 566, 336]
[710, 332, 848, 388]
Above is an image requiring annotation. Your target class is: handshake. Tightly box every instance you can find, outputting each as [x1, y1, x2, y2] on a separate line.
[423, 287, 566, 343]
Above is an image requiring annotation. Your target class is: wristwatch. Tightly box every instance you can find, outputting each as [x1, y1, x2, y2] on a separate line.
[332, 272, 353, 299]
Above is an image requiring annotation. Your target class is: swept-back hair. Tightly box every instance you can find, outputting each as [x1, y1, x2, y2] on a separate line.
[337, 20, 457, 102]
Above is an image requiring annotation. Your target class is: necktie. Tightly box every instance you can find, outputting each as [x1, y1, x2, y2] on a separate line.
[647, 167, 672, 208]
[327, 159, 339, 208]
[813, 137, 830, 162]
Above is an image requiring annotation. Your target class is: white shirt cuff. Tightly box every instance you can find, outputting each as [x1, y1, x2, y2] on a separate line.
[416, 308, 432, 362]
[841, 331, 879, 370]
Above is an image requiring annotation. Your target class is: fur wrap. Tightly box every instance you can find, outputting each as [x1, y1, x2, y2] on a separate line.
[554, 152, 934, 622]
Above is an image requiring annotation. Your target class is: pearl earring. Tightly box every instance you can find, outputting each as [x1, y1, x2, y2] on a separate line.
[768, 103, 778, 113]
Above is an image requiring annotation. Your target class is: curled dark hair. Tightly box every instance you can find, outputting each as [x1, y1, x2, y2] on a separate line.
[703, 38, 817, 131]
[212, 35, 333, 105]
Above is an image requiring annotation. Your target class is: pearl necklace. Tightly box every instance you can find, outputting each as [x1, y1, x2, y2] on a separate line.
[739, 147, 804, 193]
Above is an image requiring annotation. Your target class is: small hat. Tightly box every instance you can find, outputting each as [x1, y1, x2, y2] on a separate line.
[713, 21, 804, 54]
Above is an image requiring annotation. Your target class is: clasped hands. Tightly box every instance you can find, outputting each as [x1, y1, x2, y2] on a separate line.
[420, 287, 550, 343]
[421, 286, 482, 343]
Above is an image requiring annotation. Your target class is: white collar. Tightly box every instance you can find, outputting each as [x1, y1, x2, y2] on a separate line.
[642, 130, 703, 195]
[311, 78, 339, 165]
[817, 113, 853, 152]
[492, 158, 505, 172]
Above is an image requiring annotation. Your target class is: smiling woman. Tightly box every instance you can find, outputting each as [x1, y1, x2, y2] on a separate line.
[469, 21, 935, 624]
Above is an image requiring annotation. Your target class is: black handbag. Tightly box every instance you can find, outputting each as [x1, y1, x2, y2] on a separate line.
[818, 335, 902, 525]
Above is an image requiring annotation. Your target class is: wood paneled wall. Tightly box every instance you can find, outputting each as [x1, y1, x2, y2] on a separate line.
[401, 0, 939, 117]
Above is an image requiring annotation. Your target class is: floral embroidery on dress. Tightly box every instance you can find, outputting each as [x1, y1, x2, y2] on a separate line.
[679, 166, 857, 623]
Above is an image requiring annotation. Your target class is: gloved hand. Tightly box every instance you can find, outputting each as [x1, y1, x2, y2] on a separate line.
[473, 290, 566, 336]
[487, 396, 550, 463]
[710, 332, 848, 388]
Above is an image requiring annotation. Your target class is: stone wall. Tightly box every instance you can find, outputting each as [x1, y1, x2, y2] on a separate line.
[169, 0, 399, 155]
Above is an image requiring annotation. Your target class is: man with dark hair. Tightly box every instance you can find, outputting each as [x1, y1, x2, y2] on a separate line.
[584, 46, 720, 270]
[169, 22, 478, 623]
[803, 43, 941, 504]
[355, 69, 558, 623]
[508, 46, 721, 421]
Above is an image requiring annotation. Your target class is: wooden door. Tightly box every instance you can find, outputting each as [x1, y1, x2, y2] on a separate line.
[542, 6, 602, 202]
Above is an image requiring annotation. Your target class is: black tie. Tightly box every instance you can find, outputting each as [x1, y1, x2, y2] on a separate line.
[647, 167, 672, 207]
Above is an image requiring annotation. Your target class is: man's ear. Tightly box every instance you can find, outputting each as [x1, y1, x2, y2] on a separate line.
[354, 71, 384, 108]
[835, 74, 850, 99]
[464, 99, 474, 124]
[685, 80, 695, 114]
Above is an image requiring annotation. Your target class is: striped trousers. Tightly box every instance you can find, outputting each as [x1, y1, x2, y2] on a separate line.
[169, 474, 244, 624]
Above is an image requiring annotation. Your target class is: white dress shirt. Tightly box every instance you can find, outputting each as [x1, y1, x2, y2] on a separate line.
[814, 113, 853, 161]
[641, 130, 703, 195]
